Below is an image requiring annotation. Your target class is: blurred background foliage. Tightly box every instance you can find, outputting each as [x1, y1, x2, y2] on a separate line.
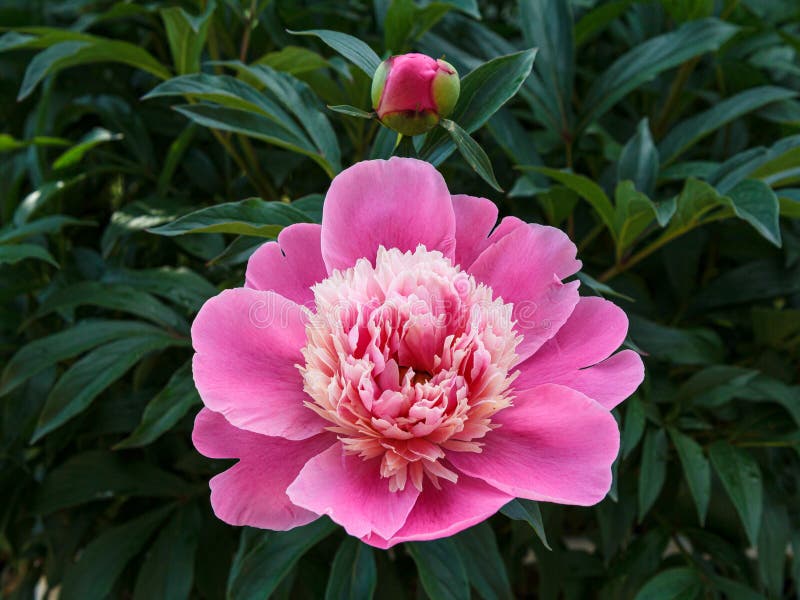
[1, 0, 799, 598]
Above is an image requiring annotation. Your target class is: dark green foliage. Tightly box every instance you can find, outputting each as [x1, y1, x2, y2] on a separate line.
[0, 0, 798, 598]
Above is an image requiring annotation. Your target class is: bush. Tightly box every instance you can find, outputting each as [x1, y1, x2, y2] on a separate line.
[1, 0, 798, 598]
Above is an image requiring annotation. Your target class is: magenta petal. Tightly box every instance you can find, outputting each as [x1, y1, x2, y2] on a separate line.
[192, 287, 325, 440]
[286, 444, 420, 539]
[515, 297, 643, 409]
[467, 222, 582, 362]
[245, 223, 326, 308]
[361, 474, 512, 549]
[451, 194, 498, 269]
[192, 409, 334, 530]
[320, 158, 456, 272]
[448, 384, 620, 505]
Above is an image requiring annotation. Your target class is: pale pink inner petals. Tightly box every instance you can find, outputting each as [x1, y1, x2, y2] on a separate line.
[299, 245, 520, 493]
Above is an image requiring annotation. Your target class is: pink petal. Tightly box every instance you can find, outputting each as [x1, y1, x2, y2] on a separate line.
[466, 222, 582, 362]
[555, 350, 644, 409]
[192, 408, 334, 530]
[515, 297, 643, 409]
[361, 474, 512, 549]
[245, 223, 326, 309]
[191, 287, 325, 440]
[448, 384, 620, 506]
[320, 158, 456, 272]
[451, 194, 498, 269]
[286, 444, 420, 539]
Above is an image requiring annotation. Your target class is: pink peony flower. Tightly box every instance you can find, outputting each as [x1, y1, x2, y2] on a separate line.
[191, 157, 644, 548]
[371, 53, 460, 136]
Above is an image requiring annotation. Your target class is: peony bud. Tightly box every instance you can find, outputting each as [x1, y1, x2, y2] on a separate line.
[371, 53, 460, 137]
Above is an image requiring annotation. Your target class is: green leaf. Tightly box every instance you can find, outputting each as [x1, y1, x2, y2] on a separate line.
[500, 499, 551, 550]
[419, 49, 537, 166]
[52, 126, 122, 170]
[18, 38, 170, 100]
[0, 243, 57, 267]
[757, 497, 789, 599]
[633, 567, 703, 600]
[726, 180, 781, 247]
[617, 118, 659, 197]
[30, 282, 187, 332]
[33, 451, 189, 514]
[328, 104, 374, 119]
[254, 45, 329, 74]
[529, 166, 616, 233]
[0, 319, 163, 397]
[708, 441, 763, 547]
[613, 181, 658, 258]
[61, 506, 175, 600]
[115, 362, 200, 449]
[580, 19, 739, 129]
[227, 519, 337, 599]
[440, 118, 502, 191]
[668, 429, 711, 525]
[133, 505, 201, 600]
[149, 197, 311, 237]
[407, 538, 470, 600]
[629, 314, 725, 365]
[33, 332, 183, 441]
[452, 522, 513, 600]
[0, 133, 70, 152]
[660, 178, 729, 238]
[324, 538, 377, 600]
[638, 428, 668, 521]
[709, 576, 766, 600]
[519, 0, 574, 134]
[102, 266, 217, 312]
[160, 0, 215, 74]
[288, 29, 381, 77]
[0, 215, 89, 244]
[658, 86, 798, 166]
[575, 0, 634, 47]
[622, 396, 646, 458]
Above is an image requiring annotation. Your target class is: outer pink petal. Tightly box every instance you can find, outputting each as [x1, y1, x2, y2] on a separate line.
[448, 384, 620, 506]
[245, 223, 326, 308]
[320, 158, 456, 272]
[451, 194, 498, 269]
[192, 408, 334, 530]
[191, 287, 325, 440]
[514, 297, 643, 409]
[361, 474, 512, 549]
[286, 444, 420, 540]
[556, 350, 644, 409]
[467, 222, 582, 362]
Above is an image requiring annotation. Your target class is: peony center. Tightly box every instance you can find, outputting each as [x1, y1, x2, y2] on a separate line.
[300, 246, 519, 492]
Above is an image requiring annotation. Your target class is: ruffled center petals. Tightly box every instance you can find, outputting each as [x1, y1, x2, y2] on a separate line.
[191, 288, 326, 440]
[320, 158, 456, 273]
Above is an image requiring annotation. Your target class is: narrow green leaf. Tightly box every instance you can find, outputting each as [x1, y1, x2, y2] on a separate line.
[440, 118, 502, 191]
[0, 320, 163, 397]
[254, 45, 329, 74]
[0, 243, 57, 267]
[613, 181, 658, 257]
[757, 497, 789, 599]
[288, 29, 381, 77]
[622, 396, 646, 458]
[580, 19, 739, 129]
[33, 450, 189, 514]
[617, 118, 659, 196]
[668, 429, 711, 525]
[149, 197, 311, 237]
[61, 506, 175, 600]
[324, 538, 377, 600]
[638, 428, 668, 521]
[115, 362, 200, 449]
[52, 126, 122, 169]
[452, 522, 514, 600]
[227, 519, 337, 599]
[500, 499, 551, 550]
[529, 166, 616, 232]
[658, 86, 798, 166]
[633, 567, 703, 600]
[160, 0, 215, 74]
[708, 441, 763, 547]
[328, 104, 375, 119]
[33, 333, 183, 441]
[133, 505, 201, 600]
[725, 180, 781, 247]
[419, 49, 537, 166]
[407, 538, 470, 600]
